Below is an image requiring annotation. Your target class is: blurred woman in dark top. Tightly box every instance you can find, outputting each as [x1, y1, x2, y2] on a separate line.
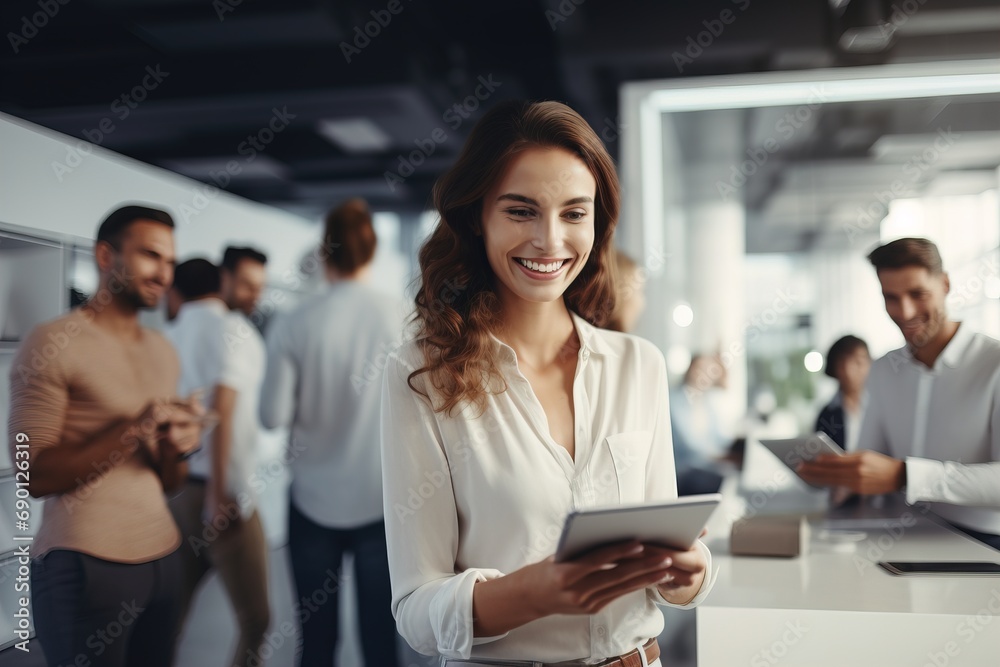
[815, 335, 871, 452]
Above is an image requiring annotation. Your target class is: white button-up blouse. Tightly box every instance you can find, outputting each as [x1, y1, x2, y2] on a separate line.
[380, 312, 716, 662]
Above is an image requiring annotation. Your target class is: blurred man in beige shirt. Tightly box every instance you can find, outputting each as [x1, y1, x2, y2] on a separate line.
[8, 205, 204, 667]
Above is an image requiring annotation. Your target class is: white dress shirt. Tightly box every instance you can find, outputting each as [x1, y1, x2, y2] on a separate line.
[260, 281, 404, 528]
[380, 312, 716, 662]
[859, 323, 1000, 534]
[166, 298, 265, 519]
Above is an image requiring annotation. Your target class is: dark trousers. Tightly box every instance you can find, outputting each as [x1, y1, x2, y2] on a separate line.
[31, 548, 182, 667]
[288, 501, 400, 667]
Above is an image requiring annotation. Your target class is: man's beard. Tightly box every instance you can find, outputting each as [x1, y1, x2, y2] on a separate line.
[121, 284, 158, 309]
[905, 309, 945, 349]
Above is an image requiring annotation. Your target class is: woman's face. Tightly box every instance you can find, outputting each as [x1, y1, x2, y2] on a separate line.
[481, 146, 597, 308]
[837, 347, 871, 394]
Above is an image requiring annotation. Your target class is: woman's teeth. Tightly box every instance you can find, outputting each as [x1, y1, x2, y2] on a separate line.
[516, 258, 566, 273]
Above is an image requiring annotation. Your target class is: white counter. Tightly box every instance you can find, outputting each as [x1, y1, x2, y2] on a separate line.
[698, 484, 1000, 666]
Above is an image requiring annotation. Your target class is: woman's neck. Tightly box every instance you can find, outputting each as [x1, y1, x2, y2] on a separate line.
[497, 295, 576, 371]
[841, 388, 862, 414]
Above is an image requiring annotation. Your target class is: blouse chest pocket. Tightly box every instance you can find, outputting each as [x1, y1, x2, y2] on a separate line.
[592, 430, 653, 505]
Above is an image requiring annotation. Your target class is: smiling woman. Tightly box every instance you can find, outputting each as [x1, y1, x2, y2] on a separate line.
[410, 100, 618, 416]
[380, 100, 716, 666]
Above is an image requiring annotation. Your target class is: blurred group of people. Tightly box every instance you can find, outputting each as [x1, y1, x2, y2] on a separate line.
[609, 234, 1000, 556]
[798, 239, 1000, 553]
[9, 200, 403, 667]
[7, 97, 1000, 667]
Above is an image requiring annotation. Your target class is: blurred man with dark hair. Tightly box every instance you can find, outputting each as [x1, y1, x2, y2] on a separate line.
[220, 246, 268, 319]
[8, 204, 204, 667]
[261, 198, 402, 667]
[166, 258, 221, 321]
[166, 254, 271, 667]
[800, 237, 1000, 549]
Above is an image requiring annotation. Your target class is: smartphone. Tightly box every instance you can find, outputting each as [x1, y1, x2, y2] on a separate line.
[878, 561, 1000, 576]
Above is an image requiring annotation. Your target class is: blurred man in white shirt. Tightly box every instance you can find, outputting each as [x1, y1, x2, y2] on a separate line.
[799, 238, 1000, 549]
[166, 254, 270, 667]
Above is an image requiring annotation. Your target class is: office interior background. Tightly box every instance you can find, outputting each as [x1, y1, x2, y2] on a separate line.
[2, 0, 1000, 665]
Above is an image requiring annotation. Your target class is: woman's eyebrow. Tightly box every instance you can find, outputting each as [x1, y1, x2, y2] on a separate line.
[496, 193, 593, 206]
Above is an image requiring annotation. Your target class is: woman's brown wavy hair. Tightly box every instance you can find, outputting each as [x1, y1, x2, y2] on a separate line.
[409, 100, 621, 415]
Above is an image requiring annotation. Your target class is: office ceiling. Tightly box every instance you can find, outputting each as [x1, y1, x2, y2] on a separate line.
[2, 0, 1000, 251]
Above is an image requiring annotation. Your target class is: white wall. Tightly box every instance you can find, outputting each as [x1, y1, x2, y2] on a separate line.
[0, 112, 317, 277]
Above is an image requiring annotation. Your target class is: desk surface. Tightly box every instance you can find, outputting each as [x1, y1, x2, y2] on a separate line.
[701, 481, 1000, 617]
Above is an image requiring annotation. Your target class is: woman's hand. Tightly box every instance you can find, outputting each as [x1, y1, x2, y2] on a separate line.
[641, 540, 708, 606]
[473, 540, 674, 637]
[521, 540, 676, 616]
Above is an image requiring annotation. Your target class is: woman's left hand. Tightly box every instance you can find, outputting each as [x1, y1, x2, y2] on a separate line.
[642, 530, 707, 605]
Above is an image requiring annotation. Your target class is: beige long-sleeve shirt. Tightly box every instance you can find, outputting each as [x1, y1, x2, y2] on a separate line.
[7, 308, 181, 562]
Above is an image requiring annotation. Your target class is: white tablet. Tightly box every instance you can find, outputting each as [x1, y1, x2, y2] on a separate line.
[554, 493, 721, 562]
[758, 432, 845, 486]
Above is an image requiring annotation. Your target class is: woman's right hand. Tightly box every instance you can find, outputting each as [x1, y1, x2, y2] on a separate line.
[519, 540, 674, 616]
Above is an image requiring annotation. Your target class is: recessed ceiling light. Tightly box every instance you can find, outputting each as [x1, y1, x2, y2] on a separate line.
[316, 118, 392, 153]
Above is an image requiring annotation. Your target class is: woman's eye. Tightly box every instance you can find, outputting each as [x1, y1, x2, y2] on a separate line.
[564, 210, 587, 222]
[506, 208, 534, 218]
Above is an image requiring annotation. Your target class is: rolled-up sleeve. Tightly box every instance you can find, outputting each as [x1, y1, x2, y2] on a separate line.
[642, 344, 717, 608]
[380, 352, 507, 658]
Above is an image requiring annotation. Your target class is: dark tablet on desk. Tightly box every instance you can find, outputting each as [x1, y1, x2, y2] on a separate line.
[878, 561, 1000, 576]
[554, 493, 721, 562]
